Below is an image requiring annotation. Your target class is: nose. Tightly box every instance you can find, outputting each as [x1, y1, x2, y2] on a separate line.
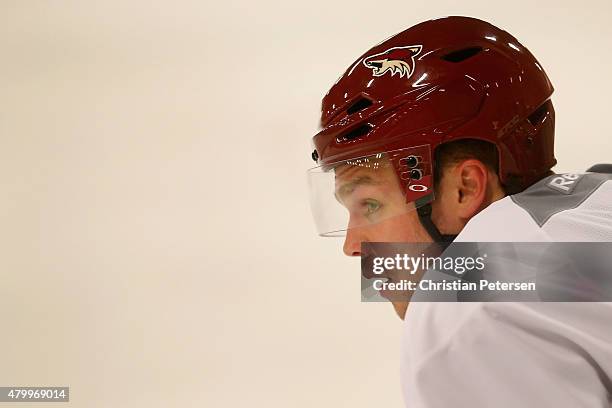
[343, 227, 363, 257]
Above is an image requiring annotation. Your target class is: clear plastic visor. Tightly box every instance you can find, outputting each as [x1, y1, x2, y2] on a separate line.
[307, 146, 434, 237]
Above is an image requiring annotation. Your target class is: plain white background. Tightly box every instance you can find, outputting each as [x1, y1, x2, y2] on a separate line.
[1, 0, 611, 407]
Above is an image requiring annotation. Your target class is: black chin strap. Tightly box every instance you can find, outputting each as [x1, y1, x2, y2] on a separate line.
[417, 203, 457, 243]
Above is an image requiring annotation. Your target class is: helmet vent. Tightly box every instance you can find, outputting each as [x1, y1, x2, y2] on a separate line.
[441, 46, 483, 63]
[337, 124, 373, 142]
[527, 100, 551, 126]
[346, 98, 373, 115]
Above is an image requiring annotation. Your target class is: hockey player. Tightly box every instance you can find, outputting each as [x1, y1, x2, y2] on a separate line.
[307, 16, 612, 407]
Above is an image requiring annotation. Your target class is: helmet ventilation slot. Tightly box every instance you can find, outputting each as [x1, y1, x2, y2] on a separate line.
[346, 98, 373, 115]
[527, 100, 551, 126]
[441, 46, 483, 63]
[337, 124, 373, 142]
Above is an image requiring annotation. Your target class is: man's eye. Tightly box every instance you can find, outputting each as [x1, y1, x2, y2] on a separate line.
[363, 199, 382, 215]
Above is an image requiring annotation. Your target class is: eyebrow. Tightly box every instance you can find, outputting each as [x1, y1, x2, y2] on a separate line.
[335, 176, 380, 202]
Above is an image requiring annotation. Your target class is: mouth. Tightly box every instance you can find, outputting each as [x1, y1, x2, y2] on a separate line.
[361, 252, 377, 279]
[361, 250, 394, 281]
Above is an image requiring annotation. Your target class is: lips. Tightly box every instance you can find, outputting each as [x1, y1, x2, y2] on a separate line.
[361, 250, 398, 281]
[361, 252, 378, 279]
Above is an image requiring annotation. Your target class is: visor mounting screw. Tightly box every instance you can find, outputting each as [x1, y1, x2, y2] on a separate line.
[311, 149, 319, 162]
[406, 155, 419, 167]
[410, 169, 423, 180]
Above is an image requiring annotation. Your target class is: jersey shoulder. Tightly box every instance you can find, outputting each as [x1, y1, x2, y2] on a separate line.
[456, 172, 612, 242]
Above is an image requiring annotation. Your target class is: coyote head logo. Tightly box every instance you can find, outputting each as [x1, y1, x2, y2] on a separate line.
[363, 45, 422, 79]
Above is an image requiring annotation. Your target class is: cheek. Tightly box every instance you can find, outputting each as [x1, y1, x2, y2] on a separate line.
[367, 211, 431, 242]
[431, 190, 459, 229]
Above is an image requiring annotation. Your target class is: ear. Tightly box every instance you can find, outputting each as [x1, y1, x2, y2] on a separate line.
[454, 159, 489, 220]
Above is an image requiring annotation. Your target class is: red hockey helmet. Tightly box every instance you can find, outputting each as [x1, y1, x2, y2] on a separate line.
[308, 16, 555, 237]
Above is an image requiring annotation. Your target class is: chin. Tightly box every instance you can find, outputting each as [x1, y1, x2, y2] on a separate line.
[392, 301, 409, 320]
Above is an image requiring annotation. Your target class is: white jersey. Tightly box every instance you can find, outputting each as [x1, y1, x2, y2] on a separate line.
[401, 172, 612, 408]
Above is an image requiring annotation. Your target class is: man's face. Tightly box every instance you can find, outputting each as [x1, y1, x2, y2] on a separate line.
[334, 159, 433, 317]
[334, 160, 433, 254]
